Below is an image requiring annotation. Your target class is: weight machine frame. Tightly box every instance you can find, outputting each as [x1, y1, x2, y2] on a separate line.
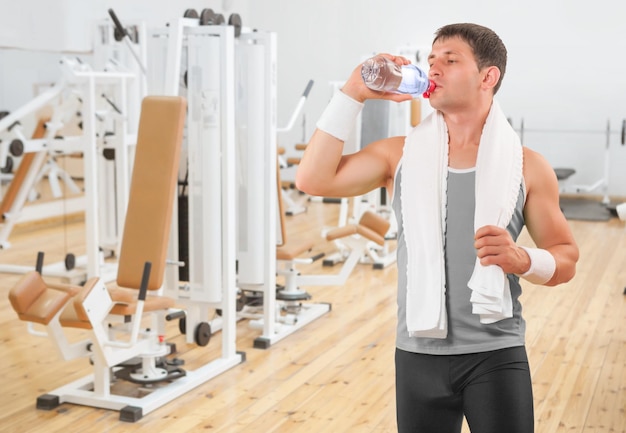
[0, 53, 140, 283]
[148, 16, 244, 368]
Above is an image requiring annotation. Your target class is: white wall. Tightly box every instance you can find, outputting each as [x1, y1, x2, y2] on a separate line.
[0, 0, 248, 108]
[2, 0, 625, 196]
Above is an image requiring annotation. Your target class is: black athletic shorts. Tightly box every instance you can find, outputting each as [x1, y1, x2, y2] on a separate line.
[395, 345, 534, 433]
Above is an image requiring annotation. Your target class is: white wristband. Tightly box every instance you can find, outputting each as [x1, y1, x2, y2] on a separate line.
[517, 246, 556, 284]
[316, 90, 364, 142]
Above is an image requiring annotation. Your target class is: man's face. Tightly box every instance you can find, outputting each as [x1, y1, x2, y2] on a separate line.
[426, 36, 482, 111]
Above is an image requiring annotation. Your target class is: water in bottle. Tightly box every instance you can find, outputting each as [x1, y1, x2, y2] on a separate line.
[361, 55, 435, 98]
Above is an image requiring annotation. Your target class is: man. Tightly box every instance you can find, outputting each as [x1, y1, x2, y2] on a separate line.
[296, 23, 579, 433]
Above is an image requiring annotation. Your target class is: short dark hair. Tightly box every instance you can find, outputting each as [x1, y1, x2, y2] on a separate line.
[433, 23, 507, 94]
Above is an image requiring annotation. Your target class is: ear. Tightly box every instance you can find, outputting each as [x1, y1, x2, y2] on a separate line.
[481, 66, 501, 91]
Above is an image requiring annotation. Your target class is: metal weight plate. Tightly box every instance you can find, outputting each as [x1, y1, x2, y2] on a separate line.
[214, 13, 225, 25]
[183, 8, 199, 18]
[64, 253, 76, 271]
[228, 13, 242, 37]
[200, 8, 216, 25]
[9, 139, 24, 157]
[194, 322, 211, 347]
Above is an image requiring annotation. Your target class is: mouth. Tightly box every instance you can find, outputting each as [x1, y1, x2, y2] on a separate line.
[422, 81, 437, 98]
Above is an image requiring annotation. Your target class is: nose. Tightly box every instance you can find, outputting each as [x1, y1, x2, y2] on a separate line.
[428, 63, 440, 79]
[428, 60, 441, 78]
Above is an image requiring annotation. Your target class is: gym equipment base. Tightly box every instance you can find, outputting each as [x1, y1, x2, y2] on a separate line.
[34, 352, 245, 422]
[250, 302, 331, 349]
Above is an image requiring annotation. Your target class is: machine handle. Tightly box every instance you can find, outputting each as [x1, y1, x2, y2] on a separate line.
[621, 119, 625, 145]
[107, 8, 147, 75]
[166, 310, 186, 321]
[108, 9, 127, 39]
[138, 261, 152, 301]
[277, 79, 315, 133]
[35, 251, 44, 274]
[302, 79, 314, 98]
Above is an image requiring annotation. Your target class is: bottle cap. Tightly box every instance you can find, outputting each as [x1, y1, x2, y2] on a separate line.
[422, 81, 436, 98]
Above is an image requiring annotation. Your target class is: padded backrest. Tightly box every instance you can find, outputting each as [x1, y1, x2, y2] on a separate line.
[117, 96, 186, 291]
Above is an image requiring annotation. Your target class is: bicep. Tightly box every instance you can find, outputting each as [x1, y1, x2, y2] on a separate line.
[524, 151, 571, 246]
[523, 149, 579, 281]
[321, 136, 403, 198]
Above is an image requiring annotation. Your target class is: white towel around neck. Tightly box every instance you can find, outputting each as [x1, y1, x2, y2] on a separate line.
[400, 100, 523, 338]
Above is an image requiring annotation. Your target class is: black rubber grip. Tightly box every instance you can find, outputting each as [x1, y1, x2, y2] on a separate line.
[138, 262, 152, 301]
[36, 251, 44, 274]
[311, 252, 325, 262]
[108, 9, 126, 36]
[166, 310, 186, 321]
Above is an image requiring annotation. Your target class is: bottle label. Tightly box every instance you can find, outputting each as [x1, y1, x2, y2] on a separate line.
[397, 66, 429, 96]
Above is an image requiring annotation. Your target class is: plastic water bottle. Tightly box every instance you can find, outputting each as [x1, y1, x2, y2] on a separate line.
[361, 55, 435, 98]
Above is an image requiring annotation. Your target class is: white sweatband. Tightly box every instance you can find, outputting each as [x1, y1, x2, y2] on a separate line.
[517, 246, 556, 285]
[316, 90, 364, 142]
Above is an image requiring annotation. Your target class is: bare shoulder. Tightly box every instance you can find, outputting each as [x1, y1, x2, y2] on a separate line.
[522, 146, 558, 193]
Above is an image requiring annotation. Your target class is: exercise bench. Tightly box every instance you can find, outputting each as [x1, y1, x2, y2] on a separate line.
[7, 95, 243, 422]
[276, 209, 390, 299]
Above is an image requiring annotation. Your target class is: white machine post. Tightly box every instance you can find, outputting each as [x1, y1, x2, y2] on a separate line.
[234, 30, 279, 345]
[235, 31, 331, 349]
[154, 21, 243, 368]
[148, 16, 199, 298]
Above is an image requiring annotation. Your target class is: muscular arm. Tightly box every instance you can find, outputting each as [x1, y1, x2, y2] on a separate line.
[521, 148, 579, 285]
[296, 131, 404, 198]
[474, 147, 579, 286]
[296, 54, 412, 199]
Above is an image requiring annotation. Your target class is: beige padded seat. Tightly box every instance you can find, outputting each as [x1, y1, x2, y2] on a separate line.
[325, 211, 391, 246]
[8, 271, 73, 325]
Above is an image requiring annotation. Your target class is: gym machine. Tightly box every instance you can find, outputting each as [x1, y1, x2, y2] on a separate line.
[232, 30, 331, 349]
[517, 118, 626, 206]
[0, 84, 83, 250]
[145, 10, 246, 381]
[0, 50, 140, 283]
[277, 79, 315, 216]
[148, 10, 333, 350]
[6, 9, 249, 421]
[7, 95, 226, 422]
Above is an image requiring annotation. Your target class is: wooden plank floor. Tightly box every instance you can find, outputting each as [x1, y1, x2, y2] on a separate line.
[0, 196, 624, 433]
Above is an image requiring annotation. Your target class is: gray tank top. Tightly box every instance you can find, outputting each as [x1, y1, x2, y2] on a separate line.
[392, 166, 527, 355]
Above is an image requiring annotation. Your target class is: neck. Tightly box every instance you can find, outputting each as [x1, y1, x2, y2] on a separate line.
[444, 100, 493, 169]
[443, 99, 493, 148]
